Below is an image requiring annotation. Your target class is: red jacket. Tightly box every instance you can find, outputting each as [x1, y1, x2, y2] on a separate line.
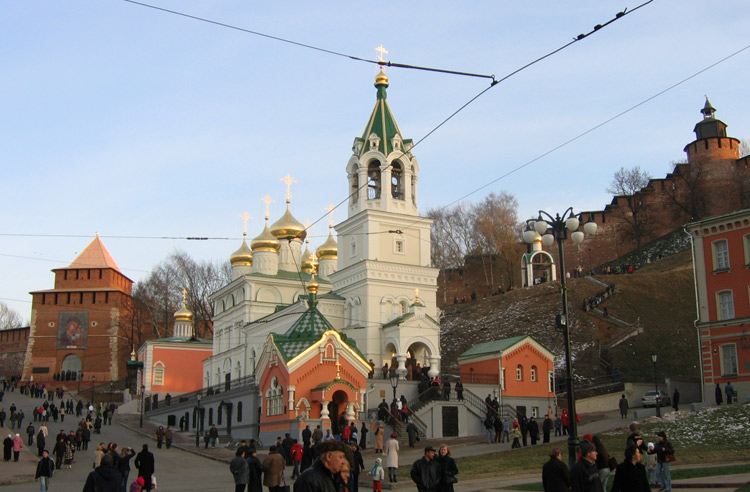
[290, 443, 303, 462]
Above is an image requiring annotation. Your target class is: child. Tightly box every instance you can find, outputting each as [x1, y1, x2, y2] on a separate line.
[368, 457, 385, 492]
[511, 426, 521, 449]
[645, 442, 658, 486]
[129, 476, 145, 492]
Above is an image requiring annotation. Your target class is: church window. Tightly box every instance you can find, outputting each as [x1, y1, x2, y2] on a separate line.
[712, 240, 730, 271]
[265, 377, 284, 416]
[350, 238, 357, 258]
[548, 371, 554, 393]
[153, 362, 165, 386]
[367, 162, 381, 199]
[516, 365, 523, 381]
[391, 162, 403, 199]
[351, 172, 359, 201]
[218, 405, 223, 425]
[394, 239, 405, 254]
[530, 366, 537, 382]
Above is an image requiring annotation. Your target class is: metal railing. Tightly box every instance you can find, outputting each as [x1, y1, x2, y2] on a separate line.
[145, 374, 257, 413]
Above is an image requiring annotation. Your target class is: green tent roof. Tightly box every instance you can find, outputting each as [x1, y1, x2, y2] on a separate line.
[457, 335, 528, 361]
[355, 77, 412, 158]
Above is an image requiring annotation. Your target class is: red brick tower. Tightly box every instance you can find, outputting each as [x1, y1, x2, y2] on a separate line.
[22, 236, 135, 384]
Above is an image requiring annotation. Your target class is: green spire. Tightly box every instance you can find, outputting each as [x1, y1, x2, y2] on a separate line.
[355, 71, 412, 157]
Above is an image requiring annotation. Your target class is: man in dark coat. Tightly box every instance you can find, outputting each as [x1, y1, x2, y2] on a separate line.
[527, 417, 539, 445]
[571, 440, 603, 492]
[542, 447, 570, 492]
[302, 425, 312, 447]
[293, 441, 349, 492]
[611, 445, 651, 492]
[83, 452, 122, 492]
[672, 389, 680, 411]
[715, 383, 723, 405]
[542, 416, 553, 444]
[2, 434, 12, 461]
[134, 444, 155, 492]
[246, 447, 263, 492]
[410, 446, 440, 492]
[618, 395, 629, 419]
[520, 417, 529, 446]
[406, 421, 418, 448]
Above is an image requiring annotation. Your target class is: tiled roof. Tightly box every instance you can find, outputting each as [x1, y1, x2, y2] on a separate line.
[457, 335, 528, 360]
[66, 236, 121, 272]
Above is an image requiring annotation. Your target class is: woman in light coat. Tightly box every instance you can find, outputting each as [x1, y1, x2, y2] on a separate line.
[384, 432, 400, 483]
[374, 423, 384, 454]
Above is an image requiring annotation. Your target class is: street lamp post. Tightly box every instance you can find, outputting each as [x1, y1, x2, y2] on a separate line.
[139, 384, 145, 428]
[389, 373, 399, 405]
[196, 393, 202, 447]
[651, 353, 661, 418]
[524, 208, 597, 470]
[109, 381, 114, 406]
[91, 375, 96, 407]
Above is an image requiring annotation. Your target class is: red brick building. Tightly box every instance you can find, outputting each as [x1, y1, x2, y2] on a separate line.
[22, 236, 138, 384]
[0, 326, 30, 379]
[458, 335, 555, 417]
[564, 99, 750, 272]
[687, 208, 750, 402]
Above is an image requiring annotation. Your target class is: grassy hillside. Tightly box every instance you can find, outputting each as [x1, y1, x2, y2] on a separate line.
[439, 250, 699, 382]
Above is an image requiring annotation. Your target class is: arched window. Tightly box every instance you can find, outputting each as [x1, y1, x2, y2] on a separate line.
[218, 405, 223, 425]
[410, 165, 417, 205]
[153, 362, 165, 386]
[367, 162, 381, 199]
[516, 365, 523, 381]
[530, 366, 537, 382]
[265, 377, 284, 416]
[351, 171, 359, 203]
[237, 402, 243, 422]
[208, 407, 214, 425]
[391, 162, 403, 199]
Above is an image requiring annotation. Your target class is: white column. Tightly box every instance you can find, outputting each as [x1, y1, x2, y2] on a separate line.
[320, 401, 330, 421]
[396, 355, 408, 380]
[287, 386, 296, 417]
[345, 402, 356, 422]
[428, 356, 441, 378]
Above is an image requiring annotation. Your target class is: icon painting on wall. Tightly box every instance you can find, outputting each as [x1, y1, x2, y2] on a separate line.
[57, 311, 88, 349]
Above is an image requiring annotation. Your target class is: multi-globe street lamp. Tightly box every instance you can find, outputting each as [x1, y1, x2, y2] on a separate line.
[651, 353, 661, 418]
[523, 207, 597, 469]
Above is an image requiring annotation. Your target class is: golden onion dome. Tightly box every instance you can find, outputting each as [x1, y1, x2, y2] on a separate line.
[270, 201, 307, 241]
[174, 302, 193, 322]
[375, 68, 389, 87]
[251, 219, 281, 252]
[316, 226, 338, 259]
[300, 241, 317, 273]
[307, 274, 319, 296]
[230, 235, 254, 266]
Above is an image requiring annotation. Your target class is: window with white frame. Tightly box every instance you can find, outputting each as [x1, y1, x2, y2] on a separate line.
[721, 344, 738, 376]
[744, 234, 750, 266]
[717, 291, 735, 320]
[531, 407, 539, 418]
[516, 365, 523, 381]
[152, 362, 165, 386]
[501, 368, 506, 390]
[530, 366, 537, 382]
[394, 238, 405, 254]
[713, 239, 730, 271]
[265, 377, 284, 416]
[548, 371, 554, 393]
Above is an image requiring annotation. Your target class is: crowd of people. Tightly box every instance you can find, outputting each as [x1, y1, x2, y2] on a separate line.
[542, 423, 676, 492]
[581, 283, 617, 313]
[0, 378, 159, 492]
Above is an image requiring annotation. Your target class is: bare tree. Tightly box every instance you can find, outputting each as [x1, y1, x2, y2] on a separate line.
[607, 166, 654, 250]
[133, 250, 231, 339]
[741, 139, 750, 158]
[0, 301, 24, 330]
[473, 192, 523, 290]
[665, 160, 709, 222]
[429, 204, 478, 303]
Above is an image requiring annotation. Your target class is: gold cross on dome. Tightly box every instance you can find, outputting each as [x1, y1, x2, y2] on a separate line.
[181, 288, 187, 303]
[261, 195, 274, 219]
[281, 174, 297, 201]
[239, 212, 252, 235]
[415, 288, 420, 299]
[375, 44, 388, 63]
[325, 204, 335, 226]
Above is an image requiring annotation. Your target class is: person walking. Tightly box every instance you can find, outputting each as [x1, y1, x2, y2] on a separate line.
[134, 444, 155, 492]
[571, 440, 603, 492]
[26, 422, 35, 446]
[672, 389, 680, 411]
[725, 382, 734, 404]
[83, 453, 122, 492]
[13, 433, 23, 461]
[164, 427, 173, 449]
[649, 431, 674, 492]
[410, 446, 440, 492]
[592, 436, 612, 491]
[36, 429, 46, 457]
[209, 424, 219, 447]
[246, 447, 263, 492]
[351, 443, 365, 492]
[230, 449, 250, 492]
[374, 423, 384, 454]
[369, 458, 385, 492]
[359, 422, 368, 449]
[291, 439, 303, 479]
[542, 447, 570, 492]
[119, 446, 137, 492]
[542, 415, 553, 444]
[715, 383, 723, 405]
[262, 446, 285, 492]
[1, 434, 10, 462]
[384, 432, 400, 483]
[435, 444, 458, 492]
[611, 445, 650, 492]
[527, 417, 539, 446]
[155, 426, 165, 449]
[35, 449, 56, 492]
[619, 395, 629, 419]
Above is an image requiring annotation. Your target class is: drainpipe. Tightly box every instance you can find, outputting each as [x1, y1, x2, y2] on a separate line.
[685, 227, 704, 404]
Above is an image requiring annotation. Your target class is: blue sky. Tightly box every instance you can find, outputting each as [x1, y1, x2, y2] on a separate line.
[2, 1, 749, 322]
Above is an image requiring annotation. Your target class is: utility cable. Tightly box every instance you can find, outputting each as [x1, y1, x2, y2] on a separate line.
[122, 0, 496, 81]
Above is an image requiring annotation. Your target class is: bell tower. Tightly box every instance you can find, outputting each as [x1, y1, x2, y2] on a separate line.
[331, 62, 441, 378]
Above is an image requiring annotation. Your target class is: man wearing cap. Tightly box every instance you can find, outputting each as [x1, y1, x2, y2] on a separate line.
[410, 446, 440, 492]
[649, 431, 674, 492]
[293, 441, 349, 492]
[571, 440, 603, 492]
